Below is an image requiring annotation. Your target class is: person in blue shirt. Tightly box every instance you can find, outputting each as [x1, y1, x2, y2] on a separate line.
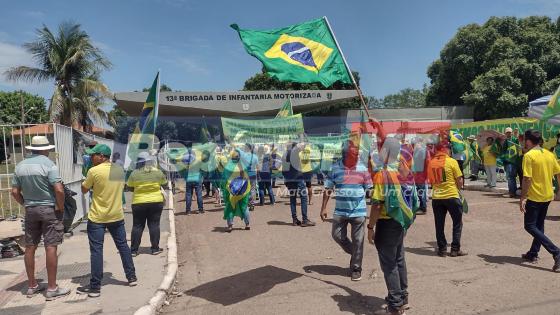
[320, 141, 372, 281]
[180, 142, 203, 214]
[240, 143, 259, 211]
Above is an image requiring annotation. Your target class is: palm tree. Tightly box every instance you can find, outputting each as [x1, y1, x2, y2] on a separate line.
[4, 21, 112, 127]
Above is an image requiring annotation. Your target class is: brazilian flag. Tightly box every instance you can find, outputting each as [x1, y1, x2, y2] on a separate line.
[275, 100, 293, 118]
[542, 84, 560, 122]
[231, 18, 352, 87]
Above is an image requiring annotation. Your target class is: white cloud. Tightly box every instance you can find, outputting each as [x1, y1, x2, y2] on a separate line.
[0, 41, 50, 94]
[22, 10, 45, 19]
[176, 57, 210, 75]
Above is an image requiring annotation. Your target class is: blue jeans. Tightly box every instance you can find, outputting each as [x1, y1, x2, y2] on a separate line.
[226, 207, 250, 226]
[416, 184, 427, 211]
[185, 181, 203, 212]
[87, 220, 136, 289]
[504, 163, 518, 196]
[525, 200, 560, 258]
[258, 180, 275, 205]
[287, 181, 308, 221]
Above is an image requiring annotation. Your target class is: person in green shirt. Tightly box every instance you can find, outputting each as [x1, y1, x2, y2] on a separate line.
[501, 127, 521, 197]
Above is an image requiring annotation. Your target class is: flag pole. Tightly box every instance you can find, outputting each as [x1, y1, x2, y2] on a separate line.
[323, 16, 371, 119]
[152, 70, 161, 151]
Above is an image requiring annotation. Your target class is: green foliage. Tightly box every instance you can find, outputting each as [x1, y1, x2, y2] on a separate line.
[242, 69, 361, 116]
[369, 86, 428, 108]
[0, 90, 48, 124]
[4, 22, 112, 127]
[142, 83, 172, 92]
[427, 16, 560, 120]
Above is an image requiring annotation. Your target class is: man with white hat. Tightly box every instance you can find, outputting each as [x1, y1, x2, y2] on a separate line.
[11, 136, 71, 300]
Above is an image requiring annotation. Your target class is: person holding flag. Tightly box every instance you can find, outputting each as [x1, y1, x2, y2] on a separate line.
[501, 127, 521, 198]
[368, 137, 418, 315]
[222, 148, 251, 232]
[466, 135, 481, 181]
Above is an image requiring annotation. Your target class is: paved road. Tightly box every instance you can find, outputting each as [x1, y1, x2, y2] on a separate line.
[165, 187, 560, 315]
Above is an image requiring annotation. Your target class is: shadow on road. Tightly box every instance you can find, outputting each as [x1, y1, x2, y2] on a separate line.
[546, 216, 560, 221]
[478, 254, 552, 272]
[267, 220, 293, 226]
[303, 264, 347, 277]
[184, 265, 302, 306]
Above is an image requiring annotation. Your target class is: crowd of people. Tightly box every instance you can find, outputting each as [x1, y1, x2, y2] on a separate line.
[9, 119, 560, 314]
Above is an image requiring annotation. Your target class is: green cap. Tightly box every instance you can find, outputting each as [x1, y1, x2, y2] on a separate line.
[85, 144, 112, 157]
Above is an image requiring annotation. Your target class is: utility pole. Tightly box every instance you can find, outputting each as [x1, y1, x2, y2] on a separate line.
[20, 93, 25, 125]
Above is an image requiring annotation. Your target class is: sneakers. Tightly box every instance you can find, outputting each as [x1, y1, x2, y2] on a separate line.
[449, 250, 468, 257]
[77, 286, 100, 298]
[416, 209, 427, 215]
[45, 286, 71, 301]
[244, 226, 251, 231]
[131, 251, 139, 257]
[151, 248, 163, 255]
[26, 283, 46, 298]
[198, 209, 205, 214]
[292, 219, 302, 226]
[226, 225, 233, 233]
[553, 254, 560, 272]
[128, 277, 138, 287]
[301, 220, 316, 227]
[437, 249, 446, 257]
[351, 270, 362, 281]
[521, 253, 539, 263]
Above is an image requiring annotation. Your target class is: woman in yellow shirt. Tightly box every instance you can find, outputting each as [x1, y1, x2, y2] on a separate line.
[127, 152, 167, 256]
[482, 137, 498, 188]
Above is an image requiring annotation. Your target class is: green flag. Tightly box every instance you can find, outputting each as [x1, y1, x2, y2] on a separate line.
[231, 17, 352, 87]
[275, 100, 293, 118]
[541, 85, 560, 122]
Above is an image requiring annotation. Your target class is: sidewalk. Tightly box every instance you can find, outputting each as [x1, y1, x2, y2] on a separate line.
[0, 201, 170, 315]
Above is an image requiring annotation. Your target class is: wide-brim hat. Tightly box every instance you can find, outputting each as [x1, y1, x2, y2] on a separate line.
[26, 136, 55, 151]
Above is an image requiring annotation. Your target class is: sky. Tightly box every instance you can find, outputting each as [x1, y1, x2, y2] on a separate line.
[0, 0, 559, 103]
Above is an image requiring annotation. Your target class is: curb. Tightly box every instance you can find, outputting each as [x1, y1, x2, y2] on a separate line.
[134, 191, 177, 315]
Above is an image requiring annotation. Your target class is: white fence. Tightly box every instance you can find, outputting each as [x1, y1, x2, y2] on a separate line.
[0, 123, 114, 226]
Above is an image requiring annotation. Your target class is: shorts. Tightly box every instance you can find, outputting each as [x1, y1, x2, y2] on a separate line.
[24, 205, 64, 247]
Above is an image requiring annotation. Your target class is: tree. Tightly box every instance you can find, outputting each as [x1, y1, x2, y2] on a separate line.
[4, 22, 112, 127]
[427, 16, 560, 120]
[0, 90, 48, 124]
[369, 86, 428, 108]
[242, 69, 362, 116]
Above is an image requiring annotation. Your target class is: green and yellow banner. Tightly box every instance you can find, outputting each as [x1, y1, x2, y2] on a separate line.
[221, 114, 305, 144]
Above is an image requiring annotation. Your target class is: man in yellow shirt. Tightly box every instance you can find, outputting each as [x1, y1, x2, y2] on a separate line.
[428, 141, 467, 258]
[78, 144, 137, 298]
[482, 137, 498, 188]
[520, 130, 560, 271]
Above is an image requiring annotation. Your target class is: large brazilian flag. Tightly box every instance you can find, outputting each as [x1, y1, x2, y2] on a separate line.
[231, 18, 352, 87]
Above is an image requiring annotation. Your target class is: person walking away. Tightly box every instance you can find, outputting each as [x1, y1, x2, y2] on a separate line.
[368, 137, 419, 315]
[320, 141, 372, 281]
[411, 137, 429, 215]
[466, 135, 481, 181]
[222, 149, 251, 232]
[11, 136, 70, 300]
[180, 142, 204, 214]
[283, 142, 315, 227]
[127, 152, 167, 256]
[482, 137, 498, 188]
[519, 129, 560, 270]
[427, 140, 467, 257]
[212, 146, 228, 205]
[258, 145, 275, 205]
[299, 143, 314, 205]
[78, 144, 136, 298]
[240, 143, 259, 211]
[502, 127, 521, 197]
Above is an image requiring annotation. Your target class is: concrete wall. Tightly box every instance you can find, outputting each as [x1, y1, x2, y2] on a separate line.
[345, 106, 473, 124]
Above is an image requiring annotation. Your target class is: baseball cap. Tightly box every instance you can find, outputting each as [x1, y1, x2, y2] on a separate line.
[505, 127, 513, 133]
[85, 144, 112, 157]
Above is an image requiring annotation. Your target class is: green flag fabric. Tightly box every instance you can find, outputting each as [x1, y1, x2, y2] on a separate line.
[231, 18, 352, 87]
[541, 85, 560, 122]
[275, 100, 293, 118]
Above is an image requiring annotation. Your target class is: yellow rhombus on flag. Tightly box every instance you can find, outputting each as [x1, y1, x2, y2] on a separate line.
[275, 100, 293, 118]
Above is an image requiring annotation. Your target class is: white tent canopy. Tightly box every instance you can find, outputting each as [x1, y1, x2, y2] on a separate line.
[527, 95, 560, 125]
